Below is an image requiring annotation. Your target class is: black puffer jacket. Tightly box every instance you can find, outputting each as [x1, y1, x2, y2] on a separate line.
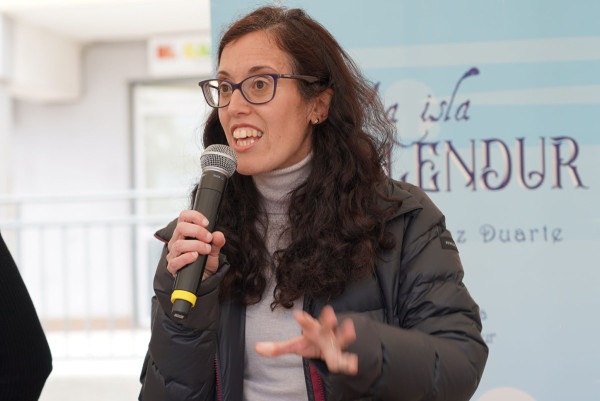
[139, 179, 488, 401]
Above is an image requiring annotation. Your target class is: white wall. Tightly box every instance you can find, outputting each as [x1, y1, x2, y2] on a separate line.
[0, 84, 11, 194]
[5, 37, 205, 326]
[10, 40, 147, 198]
[7, 41, 149, 323]
[10, 19, 81, 103]
[1, 15, 13, 194]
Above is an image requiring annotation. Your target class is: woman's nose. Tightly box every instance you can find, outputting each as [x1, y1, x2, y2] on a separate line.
[226, 88, 251, 114]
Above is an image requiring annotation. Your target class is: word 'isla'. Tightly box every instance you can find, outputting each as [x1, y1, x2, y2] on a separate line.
[420, 67, 479, 123]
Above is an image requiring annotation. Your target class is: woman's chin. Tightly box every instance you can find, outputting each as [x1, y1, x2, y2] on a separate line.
[235, 162, 265, 176]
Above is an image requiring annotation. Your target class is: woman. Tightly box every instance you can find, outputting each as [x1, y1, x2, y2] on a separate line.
[139, 6, 487, 401]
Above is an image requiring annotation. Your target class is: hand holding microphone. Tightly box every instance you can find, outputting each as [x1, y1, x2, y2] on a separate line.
[167, 144, 237, 319]
[165, 211, 224, 281]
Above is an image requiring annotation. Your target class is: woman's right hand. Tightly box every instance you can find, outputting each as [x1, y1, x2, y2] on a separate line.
[165, 210, 226, 281]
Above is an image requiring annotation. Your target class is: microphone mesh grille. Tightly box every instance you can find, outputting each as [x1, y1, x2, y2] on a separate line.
[200, 144, 238, 177]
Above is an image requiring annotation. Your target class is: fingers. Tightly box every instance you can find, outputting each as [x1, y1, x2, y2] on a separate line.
[166, 250, 199, 277]
[291, 308, 358, 375]
[209, 231, 226, 251]
[202, 231, 225, 279]
[170, 210, 212, 245]
[318, 305, 338, 330]
[321, 320, 358, 375]
[294, 307, 356, 350]
[329, 350, 358, 376]
[254, 341, 278, 356]
[255, 336, 312, 358]
[165, 210, 225, 277]
[337, 318, 357, 350]
[177, 209, 209, 227]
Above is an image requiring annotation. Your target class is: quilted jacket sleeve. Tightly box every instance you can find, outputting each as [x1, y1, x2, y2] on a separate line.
[317, 183, 488, 401]
[139, 221, 230, 401]
[374, 222, 487, 399]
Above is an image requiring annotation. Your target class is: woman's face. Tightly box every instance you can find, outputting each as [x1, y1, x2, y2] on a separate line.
[217, 31, 316, 176]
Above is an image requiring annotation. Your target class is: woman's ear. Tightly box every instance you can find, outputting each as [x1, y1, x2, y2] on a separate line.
[312, 88, 333, 123]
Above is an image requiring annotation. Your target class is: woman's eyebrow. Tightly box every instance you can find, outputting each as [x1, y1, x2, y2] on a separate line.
[216, 65, 276, 78]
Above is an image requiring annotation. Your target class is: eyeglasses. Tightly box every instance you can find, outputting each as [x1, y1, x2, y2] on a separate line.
[198, 73, 320, 108]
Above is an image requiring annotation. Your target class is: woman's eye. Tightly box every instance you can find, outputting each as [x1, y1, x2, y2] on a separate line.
[219, 83, 232, 93]
[253, 79, 269, 90]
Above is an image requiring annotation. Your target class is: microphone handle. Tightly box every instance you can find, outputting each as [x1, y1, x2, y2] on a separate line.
[171, 170, 227, 319]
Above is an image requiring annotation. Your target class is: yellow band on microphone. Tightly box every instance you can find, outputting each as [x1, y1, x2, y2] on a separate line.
[171, 290, 197, 307]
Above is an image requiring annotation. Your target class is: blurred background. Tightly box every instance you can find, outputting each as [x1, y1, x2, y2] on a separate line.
[1, 1, 599, 401]
[0, 0, 212, 399]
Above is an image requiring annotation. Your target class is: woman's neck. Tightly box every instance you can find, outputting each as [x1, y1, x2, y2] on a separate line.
[252, 152, 313, 213]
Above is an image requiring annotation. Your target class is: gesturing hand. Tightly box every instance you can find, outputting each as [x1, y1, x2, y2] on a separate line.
[255, 305, 358, 375]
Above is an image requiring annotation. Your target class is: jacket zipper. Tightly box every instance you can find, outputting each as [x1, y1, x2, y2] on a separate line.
[304, 296, 326, 401]
[309, 363, 326, 401]
[215, 356, 223, 401]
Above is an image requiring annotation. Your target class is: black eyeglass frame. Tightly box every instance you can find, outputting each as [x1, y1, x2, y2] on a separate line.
[198, 73, 321, 108]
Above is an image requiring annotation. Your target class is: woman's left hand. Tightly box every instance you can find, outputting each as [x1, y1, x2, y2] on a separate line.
[255, 305, 358, 375]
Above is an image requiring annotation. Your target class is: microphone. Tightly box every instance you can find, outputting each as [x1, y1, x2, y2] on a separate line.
[171, 144, 237, 319]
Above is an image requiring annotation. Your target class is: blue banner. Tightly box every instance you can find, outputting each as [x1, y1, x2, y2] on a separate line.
[212, 2, 600, 400]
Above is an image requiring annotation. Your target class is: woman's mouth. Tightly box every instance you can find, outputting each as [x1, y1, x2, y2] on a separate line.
[233, 127, 263, 147]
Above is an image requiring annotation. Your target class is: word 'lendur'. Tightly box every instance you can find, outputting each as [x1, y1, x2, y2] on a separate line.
[402, 136, 586, 191]
[381, 67, 588, 191]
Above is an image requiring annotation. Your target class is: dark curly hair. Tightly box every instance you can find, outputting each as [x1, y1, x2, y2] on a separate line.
[199, 6, 400, 308]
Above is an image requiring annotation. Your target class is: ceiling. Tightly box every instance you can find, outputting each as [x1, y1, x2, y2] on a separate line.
[0, 0, 211, 43]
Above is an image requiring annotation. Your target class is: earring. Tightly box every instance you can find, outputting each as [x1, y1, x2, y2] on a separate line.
[313, 118, 320, 125]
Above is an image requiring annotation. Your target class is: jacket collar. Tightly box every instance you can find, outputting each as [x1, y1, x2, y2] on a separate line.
[378, 177, 424, 221]
[154, 218, 178, 243]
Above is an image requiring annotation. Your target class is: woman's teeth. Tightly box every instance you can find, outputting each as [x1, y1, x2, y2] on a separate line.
[238, 138, 257, 146]
[233, 128, 263, 146]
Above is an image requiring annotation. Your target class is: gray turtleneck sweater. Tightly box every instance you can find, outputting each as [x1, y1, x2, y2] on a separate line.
[243, 154, 312, 401]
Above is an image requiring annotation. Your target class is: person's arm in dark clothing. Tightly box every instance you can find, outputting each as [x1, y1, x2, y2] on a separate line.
[0, 231, 53, 401]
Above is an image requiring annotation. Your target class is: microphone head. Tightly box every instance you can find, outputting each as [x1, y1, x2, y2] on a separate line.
[200, 144, 238, 178]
